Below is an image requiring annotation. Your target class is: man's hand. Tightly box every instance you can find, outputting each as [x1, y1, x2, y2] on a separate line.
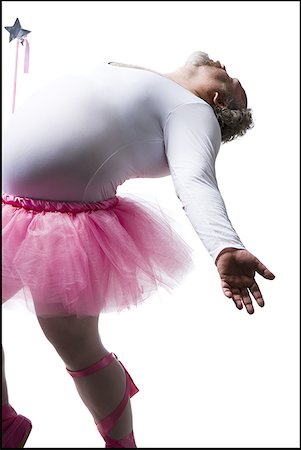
[215, 248, 275, 314]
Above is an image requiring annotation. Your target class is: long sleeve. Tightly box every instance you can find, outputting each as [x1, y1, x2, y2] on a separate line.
[164, 102, 246, 262]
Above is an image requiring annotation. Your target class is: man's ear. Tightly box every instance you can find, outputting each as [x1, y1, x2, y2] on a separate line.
[212, 92, 228, 108]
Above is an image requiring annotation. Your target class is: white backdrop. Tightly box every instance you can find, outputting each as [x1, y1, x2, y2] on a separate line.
[2, 1, 300, 448]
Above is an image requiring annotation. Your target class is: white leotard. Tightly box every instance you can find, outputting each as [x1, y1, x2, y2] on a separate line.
[2, 63, 245, 261]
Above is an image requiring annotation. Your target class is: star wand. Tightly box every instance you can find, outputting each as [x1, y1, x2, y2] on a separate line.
[4, 18, 31, 113]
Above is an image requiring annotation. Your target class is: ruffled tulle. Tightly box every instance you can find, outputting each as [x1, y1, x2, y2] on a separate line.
[2, 193, 194, 317]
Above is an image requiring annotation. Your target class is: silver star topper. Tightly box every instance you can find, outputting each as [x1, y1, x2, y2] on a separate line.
[5, 18, 31, 45]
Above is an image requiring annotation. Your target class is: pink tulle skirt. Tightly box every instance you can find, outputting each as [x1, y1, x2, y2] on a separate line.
[2, 193, 194, 317]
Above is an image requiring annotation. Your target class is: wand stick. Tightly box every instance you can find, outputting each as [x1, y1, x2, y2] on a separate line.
[12, 39, 20, 114]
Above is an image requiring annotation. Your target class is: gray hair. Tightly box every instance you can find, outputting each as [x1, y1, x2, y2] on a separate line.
[212, 104, 254, 144]
[185, 51, 213, 67]
[185, 51, 254, 143]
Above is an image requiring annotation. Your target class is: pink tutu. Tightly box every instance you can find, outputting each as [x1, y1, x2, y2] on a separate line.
[2, 193, 194, 317]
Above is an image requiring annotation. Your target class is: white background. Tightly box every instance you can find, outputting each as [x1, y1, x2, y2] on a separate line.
[2, 1, 300, 448]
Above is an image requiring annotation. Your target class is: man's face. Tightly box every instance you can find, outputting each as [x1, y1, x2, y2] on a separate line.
[209, 60, 248, 108]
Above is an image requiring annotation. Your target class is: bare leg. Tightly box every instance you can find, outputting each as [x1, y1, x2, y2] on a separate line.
[37, 314, 135, 443]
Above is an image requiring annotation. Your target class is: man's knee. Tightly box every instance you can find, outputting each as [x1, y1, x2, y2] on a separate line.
[36, 315, 103, 367]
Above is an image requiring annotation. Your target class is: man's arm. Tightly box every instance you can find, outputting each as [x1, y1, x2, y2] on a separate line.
[164, 102, 275, 313]
[164, 102, 246, 262]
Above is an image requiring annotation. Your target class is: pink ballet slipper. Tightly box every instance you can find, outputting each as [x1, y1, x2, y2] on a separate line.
[104, 431, 136, 448]
[67, 352, 138, 448]
[2, 403, 32, 448]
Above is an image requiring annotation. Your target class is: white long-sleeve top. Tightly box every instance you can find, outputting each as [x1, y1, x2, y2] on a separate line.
[2, 63, 245, 261]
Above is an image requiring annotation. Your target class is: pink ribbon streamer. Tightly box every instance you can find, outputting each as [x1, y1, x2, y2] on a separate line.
[12, 37, 30, 114]
[23, 38, 30, 73]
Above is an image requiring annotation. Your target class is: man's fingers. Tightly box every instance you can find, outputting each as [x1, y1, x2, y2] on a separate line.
[232, 290, 244, 310]
[223, 288, 233, 298]
[221, 282, 263, 314]
[256, 260, 275, 279]
[250, 282, 265, 307]
[221, 282, 242, 309]
[221, 281, 233, 298]
[241, 288, 254, 314]
[233, 298, 243, 310]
